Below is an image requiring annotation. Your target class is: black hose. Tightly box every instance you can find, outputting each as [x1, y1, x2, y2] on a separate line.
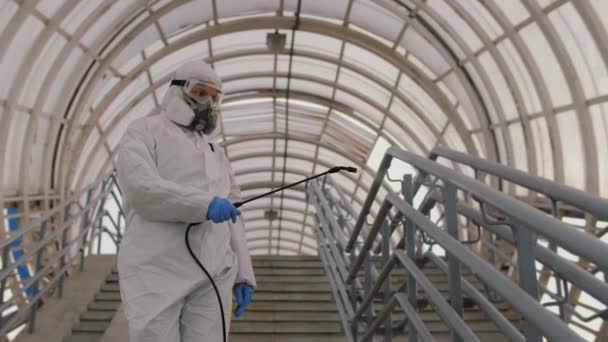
[185, 223, 227, 342]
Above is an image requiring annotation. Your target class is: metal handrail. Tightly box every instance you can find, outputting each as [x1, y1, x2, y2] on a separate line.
[0, 185, 112, 281]
[0, 198, 108, 337]
[313, 146, 608, 341]
[350, 147, 608, 272]
[0, 172, 125, 336]
[430, 146, 608, 220]
[386, 192, 583, 341]
[425, 190, 608, 307]
[0, 172, 114, 251]
[425, 253, 525, 342]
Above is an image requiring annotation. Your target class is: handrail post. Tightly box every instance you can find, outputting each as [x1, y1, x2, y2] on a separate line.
[402, 174, 418, 342]
[29, 221, 47, 333]
[549, 199, 566, 319]
[97, 181, 108, 255]
[513, 226, 541, 342]
[443, 182, 463, 342]
[79, 189, 93, 272]
[350, 246, 359, 342]
[58, 204, 71, 298]
[363, 253, 374, 329]
[0, 243, 9, 326]
[381, 220, 392, 342]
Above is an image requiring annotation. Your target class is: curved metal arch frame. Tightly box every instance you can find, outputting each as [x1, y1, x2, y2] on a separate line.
[373, 0, 501, 165]
[520, 0, 597, 194]
[73, 66, 433, 191]
[477, 1, 566, 185]
[58, 14, 476, 197]
[78, 88, 362, 190]
[68, 28, 476, 193]
[441, 0, 539, 193]
[392, 0, 529, 192]
[0, 0, 127, 226]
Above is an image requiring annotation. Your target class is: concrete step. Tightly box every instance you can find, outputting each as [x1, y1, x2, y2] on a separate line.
[62, 263, 122, 342]
[229, 333, 509, 342]
[252, 268, 327, 276]
[102, 271, 481, 290]
[94, 292, 123, 302]
[62, 334, 103, 342]
[230, 334, 347, 342]
[72, 321, 111, 334]
[105, 268, 468, 283]
[101, 282, 333, 293]
[84, 255, 520, 341]
[87, 302, 121, 311]
[246, 301, 344, 312]
[233, 310, 520, 323]
[80, 311, 117, 322]
[251, 260, 324, 268]
[252, 255, 321, 262]
[230, 320, 503, 334]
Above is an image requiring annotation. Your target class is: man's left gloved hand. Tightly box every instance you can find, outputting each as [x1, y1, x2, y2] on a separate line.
[233, 283, 254, 317]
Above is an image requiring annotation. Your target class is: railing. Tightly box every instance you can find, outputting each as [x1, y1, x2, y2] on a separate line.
[0, 173, 125, 337]
[309, 146, 608, 342]
[429, 146, 608, 325]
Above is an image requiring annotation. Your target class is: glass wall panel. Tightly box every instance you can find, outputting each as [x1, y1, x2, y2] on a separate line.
[497, 39, 542, 114]
[401, 27, 450, 76]
[590, 104, 608, 196]
[338, 67, 392, 108]
[0, 16, 44, 99]
[556, 110, 585, 190]
[349, 1, 404, 43]
[550, 3, 608, 97]
[530, 118, 554, 180]
[429, 0, 483, 51]
[61, 1, 101, 34]
[20, 33, 67, 108]
[343, 43, 399, 85]
[494, 0, 530, 26]
[519, 23, 572, 107]
[81, 1, 141, 47]
[45, 48, 83, 112]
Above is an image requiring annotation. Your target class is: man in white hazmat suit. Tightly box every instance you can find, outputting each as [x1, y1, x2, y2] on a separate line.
[115, 60, 256, 341]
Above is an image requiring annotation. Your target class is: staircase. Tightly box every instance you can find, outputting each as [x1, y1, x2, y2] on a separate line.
[231, 255, 521, 342]
[62, 266, 121, 342]
[55, 255, 518, 341]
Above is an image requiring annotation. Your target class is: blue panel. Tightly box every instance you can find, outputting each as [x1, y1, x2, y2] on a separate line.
[6, 207, 33, 297]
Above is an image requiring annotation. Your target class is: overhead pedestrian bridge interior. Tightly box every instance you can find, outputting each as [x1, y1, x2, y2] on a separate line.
[0, 0, 607, 341]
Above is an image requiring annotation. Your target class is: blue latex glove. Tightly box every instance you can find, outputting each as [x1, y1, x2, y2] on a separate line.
[207, 197, 240, 223]
[233, 283, 254, 317]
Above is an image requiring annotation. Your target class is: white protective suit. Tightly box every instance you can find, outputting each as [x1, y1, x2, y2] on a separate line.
[116, 61, 256, 342]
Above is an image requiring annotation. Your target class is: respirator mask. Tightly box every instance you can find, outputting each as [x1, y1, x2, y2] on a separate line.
[168, 79, 223, 134]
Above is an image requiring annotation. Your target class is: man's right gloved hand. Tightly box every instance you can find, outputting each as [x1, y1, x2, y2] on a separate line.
[207, 197, 241, 223]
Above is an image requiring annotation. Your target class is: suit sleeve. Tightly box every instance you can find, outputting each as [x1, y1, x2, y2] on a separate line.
[116, 122, 214, 223]
[224, 150, 257, 288]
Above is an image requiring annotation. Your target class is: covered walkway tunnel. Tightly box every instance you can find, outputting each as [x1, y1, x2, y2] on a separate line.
[1, 1, 607, 341]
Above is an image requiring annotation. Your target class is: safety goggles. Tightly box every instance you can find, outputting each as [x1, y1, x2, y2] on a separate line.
[170, 79, 223, 106]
